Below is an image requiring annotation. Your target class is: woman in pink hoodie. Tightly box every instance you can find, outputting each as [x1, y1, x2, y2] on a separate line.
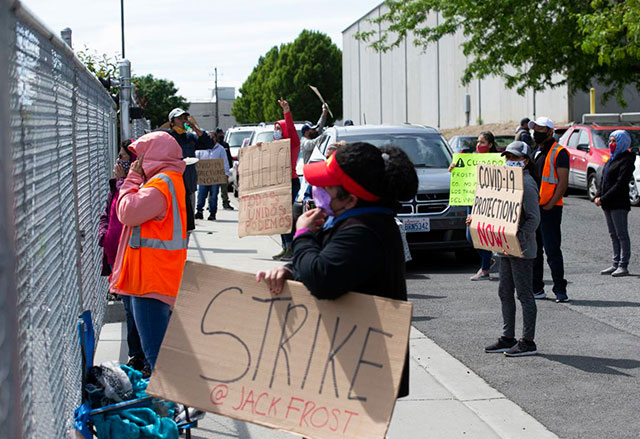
[109, 131, 187, 369]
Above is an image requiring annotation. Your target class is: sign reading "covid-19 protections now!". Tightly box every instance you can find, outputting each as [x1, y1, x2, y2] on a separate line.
[449, 153, 505, 206]
[147, 262, 413, 439]
[469, 164, 524, 257]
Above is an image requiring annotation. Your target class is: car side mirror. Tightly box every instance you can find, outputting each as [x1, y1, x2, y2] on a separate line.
[577, 144, 589, 152]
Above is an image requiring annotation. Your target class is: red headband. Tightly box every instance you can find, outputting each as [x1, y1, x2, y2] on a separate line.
[304, 153, 381, 201]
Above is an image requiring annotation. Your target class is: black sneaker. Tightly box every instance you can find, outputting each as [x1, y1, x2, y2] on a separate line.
[208, 213, 216, 221]
[125, 356, 146, 371]
[194, 211, 204, 220]
[484, 337, 517, 353]
[504, 339, 537, 357]
[279, 249, 293, 262]
[555, 294, 569, 303]
[272, 249, 286, 260]
[223, 204, 235, 211]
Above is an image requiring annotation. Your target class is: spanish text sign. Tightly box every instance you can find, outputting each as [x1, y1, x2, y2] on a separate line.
[147, 262, 413, 439]
[449, 153, 505, 206]
[237, 139, 292, 237]
[469, 164, 523, 257]
[196, 159, 227, 185]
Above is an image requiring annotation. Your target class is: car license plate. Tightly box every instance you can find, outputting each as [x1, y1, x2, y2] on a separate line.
[401, 217, 430, 233]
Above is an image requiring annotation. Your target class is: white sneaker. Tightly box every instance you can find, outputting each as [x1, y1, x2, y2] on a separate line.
[534, 290, 547, 300]
[470, 270, 490, 281]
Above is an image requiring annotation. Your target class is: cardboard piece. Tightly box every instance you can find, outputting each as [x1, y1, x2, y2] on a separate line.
[469, 164, 524, 257]
[449, 153, 505, 206]
[196, 159, 227, 185]
[147, 262, 413, 439]
[308, 85, 334, 119]
[237, 139, 293, 238]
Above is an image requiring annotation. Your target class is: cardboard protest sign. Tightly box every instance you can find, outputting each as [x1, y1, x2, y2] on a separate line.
[309, 85, 334, 118]
[196, 159, 227, 185]
[469, 164, 524, 257]
[449, 153, 505, 206]
[147, 262, 413, 439]
[237, 139, 293, 237]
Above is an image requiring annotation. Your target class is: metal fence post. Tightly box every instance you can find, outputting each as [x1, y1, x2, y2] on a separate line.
[0, 0, 22, 437]
[119, 59, 131, 142]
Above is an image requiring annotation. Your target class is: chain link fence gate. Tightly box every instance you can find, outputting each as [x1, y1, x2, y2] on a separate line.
[6, 1, 118, 437]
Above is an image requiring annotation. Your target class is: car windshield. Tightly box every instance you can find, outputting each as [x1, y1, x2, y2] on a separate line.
[340, 133, 452, 168]
[593, 129, 640, 153]
[227, 131, 254, 147]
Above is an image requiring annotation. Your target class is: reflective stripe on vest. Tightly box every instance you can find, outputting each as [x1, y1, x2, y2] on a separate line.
[129, 173, 187, 251]
[542, 143, 560, 185]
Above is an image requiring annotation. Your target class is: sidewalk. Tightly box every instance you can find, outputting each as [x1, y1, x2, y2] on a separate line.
[95, 201, 557, 439]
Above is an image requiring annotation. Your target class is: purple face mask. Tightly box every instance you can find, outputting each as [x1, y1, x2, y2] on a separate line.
[311, 186, 334, 217]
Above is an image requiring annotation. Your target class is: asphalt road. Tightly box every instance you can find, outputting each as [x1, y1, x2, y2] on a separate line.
[407, 190, 640, 439]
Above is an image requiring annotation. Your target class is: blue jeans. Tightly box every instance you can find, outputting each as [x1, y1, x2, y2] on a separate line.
[533, 206, 567, 295]
[604, 209, 631, 269]
[466, 220, 493, 271]
[121, 295, 145, 361]
[130, 296, 171, 369]
[197, 184, 220, 214]
[281, 178, 301, 249]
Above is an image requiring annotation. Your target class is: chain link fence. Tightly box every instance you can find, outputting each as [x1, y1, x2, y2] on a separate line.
[6, 1, 118, 437]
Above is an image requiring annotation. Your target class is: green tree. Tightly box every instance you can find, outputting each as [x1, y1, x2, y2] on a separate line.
[356, 0, 640, 102]
[132, 74, 188, 128]
[233, 30, 342, 123]
[76, 47, 119, 94]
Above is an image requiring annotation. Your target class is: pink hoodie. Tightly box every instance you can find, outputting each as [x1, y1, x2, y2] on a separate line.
[108, 131, 186, 306]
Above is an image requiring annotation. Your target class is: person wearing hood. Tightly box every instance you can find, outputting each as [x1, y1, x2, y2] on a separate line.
[595, 130, 635, 277]
[272, 98, 301, 261]
[109, 131, 188, 370]
[257, 142, 419, 398]
[163, 108, 214, 232]
[98, 139, 149, 375]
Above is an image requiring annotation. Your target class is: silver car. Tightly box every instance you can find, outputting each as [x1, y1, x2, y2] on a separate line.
[315, 125, 470, 252]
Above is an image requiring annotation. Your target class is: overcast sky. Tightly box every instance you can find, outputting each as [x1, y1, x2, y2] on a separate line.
[23, 0, 380, 101]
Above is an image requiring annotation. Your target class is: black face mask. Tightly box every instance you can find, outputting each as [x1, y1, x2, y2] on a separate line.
[308, 131, 319, 139]
[533, 130, 548, 144]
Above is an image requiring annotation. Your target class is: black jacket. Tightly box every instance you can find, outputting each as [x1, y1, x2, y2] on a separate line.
[158, 128, 214, 193]
[291, 211, 410, 397]
[597, 151, 635, 211]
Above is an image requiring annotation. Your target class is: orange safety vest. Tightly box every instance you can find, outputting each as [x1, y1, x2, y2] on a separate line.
[115, 171, 188, 297]
[539, 142, 568, 207]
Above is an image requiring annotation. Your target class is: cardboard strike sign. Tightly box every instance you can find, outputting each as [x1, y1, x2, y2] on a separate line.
[449, 153, 505, 206]
[237, 140, 292, 237]
[469, 164, 524, 257]
[196, 159, 227, 185]
[147, 262, 413, 439]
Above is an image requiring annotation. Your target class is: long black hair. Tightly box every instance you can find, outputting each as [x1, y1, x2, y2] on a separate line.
[479, 131, 498, 153]
[334, 142, 418, 211]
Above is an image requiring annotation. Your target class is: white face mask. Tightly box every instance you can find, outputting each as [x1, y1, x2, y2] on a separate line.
[273, 131, 283, 140]
[506, 159, 526, 168]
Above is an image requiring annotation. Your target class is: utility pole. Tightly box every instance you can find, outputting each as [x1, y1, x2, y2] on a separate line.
[120, 0, 125, 58]
[214, 67, 219, 128]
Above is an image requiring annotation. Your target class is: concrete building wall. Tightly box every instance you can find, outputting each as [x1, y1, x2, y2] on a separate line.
[342, 3, 586, 130]
[570, 84, 640, 122]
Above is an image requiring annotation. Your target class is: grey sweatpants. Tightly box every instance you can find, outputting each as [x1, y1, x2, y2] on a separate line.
[498, 257, 537, 341]
[604, 209, 631, 269]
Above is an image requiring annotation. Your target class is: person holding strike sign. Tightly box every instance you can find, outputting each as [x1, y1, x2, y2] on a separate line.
[257, 142, 418, 397]
[475, 141, 542, 357]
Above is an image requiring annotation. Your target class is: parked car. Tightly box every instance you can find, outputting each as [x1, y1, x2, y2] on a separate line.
[449, 134, 513, 153]
[557, 124, 640, 202]
[225, 125, 259, 161]
[316, 125, 471, 253]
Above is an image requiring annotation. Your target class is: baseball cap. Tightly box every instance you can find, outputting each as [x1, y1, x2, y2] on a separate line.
[301, 124, 312, 135]
[168, 108, 188, 121]
[501, 141, 530, 158]
[528, 117, 554, 130]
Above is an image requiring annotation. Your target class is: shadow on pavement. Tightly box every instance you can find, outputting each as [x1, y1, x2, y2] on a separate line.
[412, 316, 436, 322]
[540, 354, 640, 376]
[569, 299, 640, 308]
[407, 293, 446, 300]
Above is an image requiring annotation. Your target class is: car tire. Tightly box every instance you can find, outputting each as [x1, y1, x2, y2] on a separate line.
[630, 181, 640, 207]
[587, 172, 598, 202]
